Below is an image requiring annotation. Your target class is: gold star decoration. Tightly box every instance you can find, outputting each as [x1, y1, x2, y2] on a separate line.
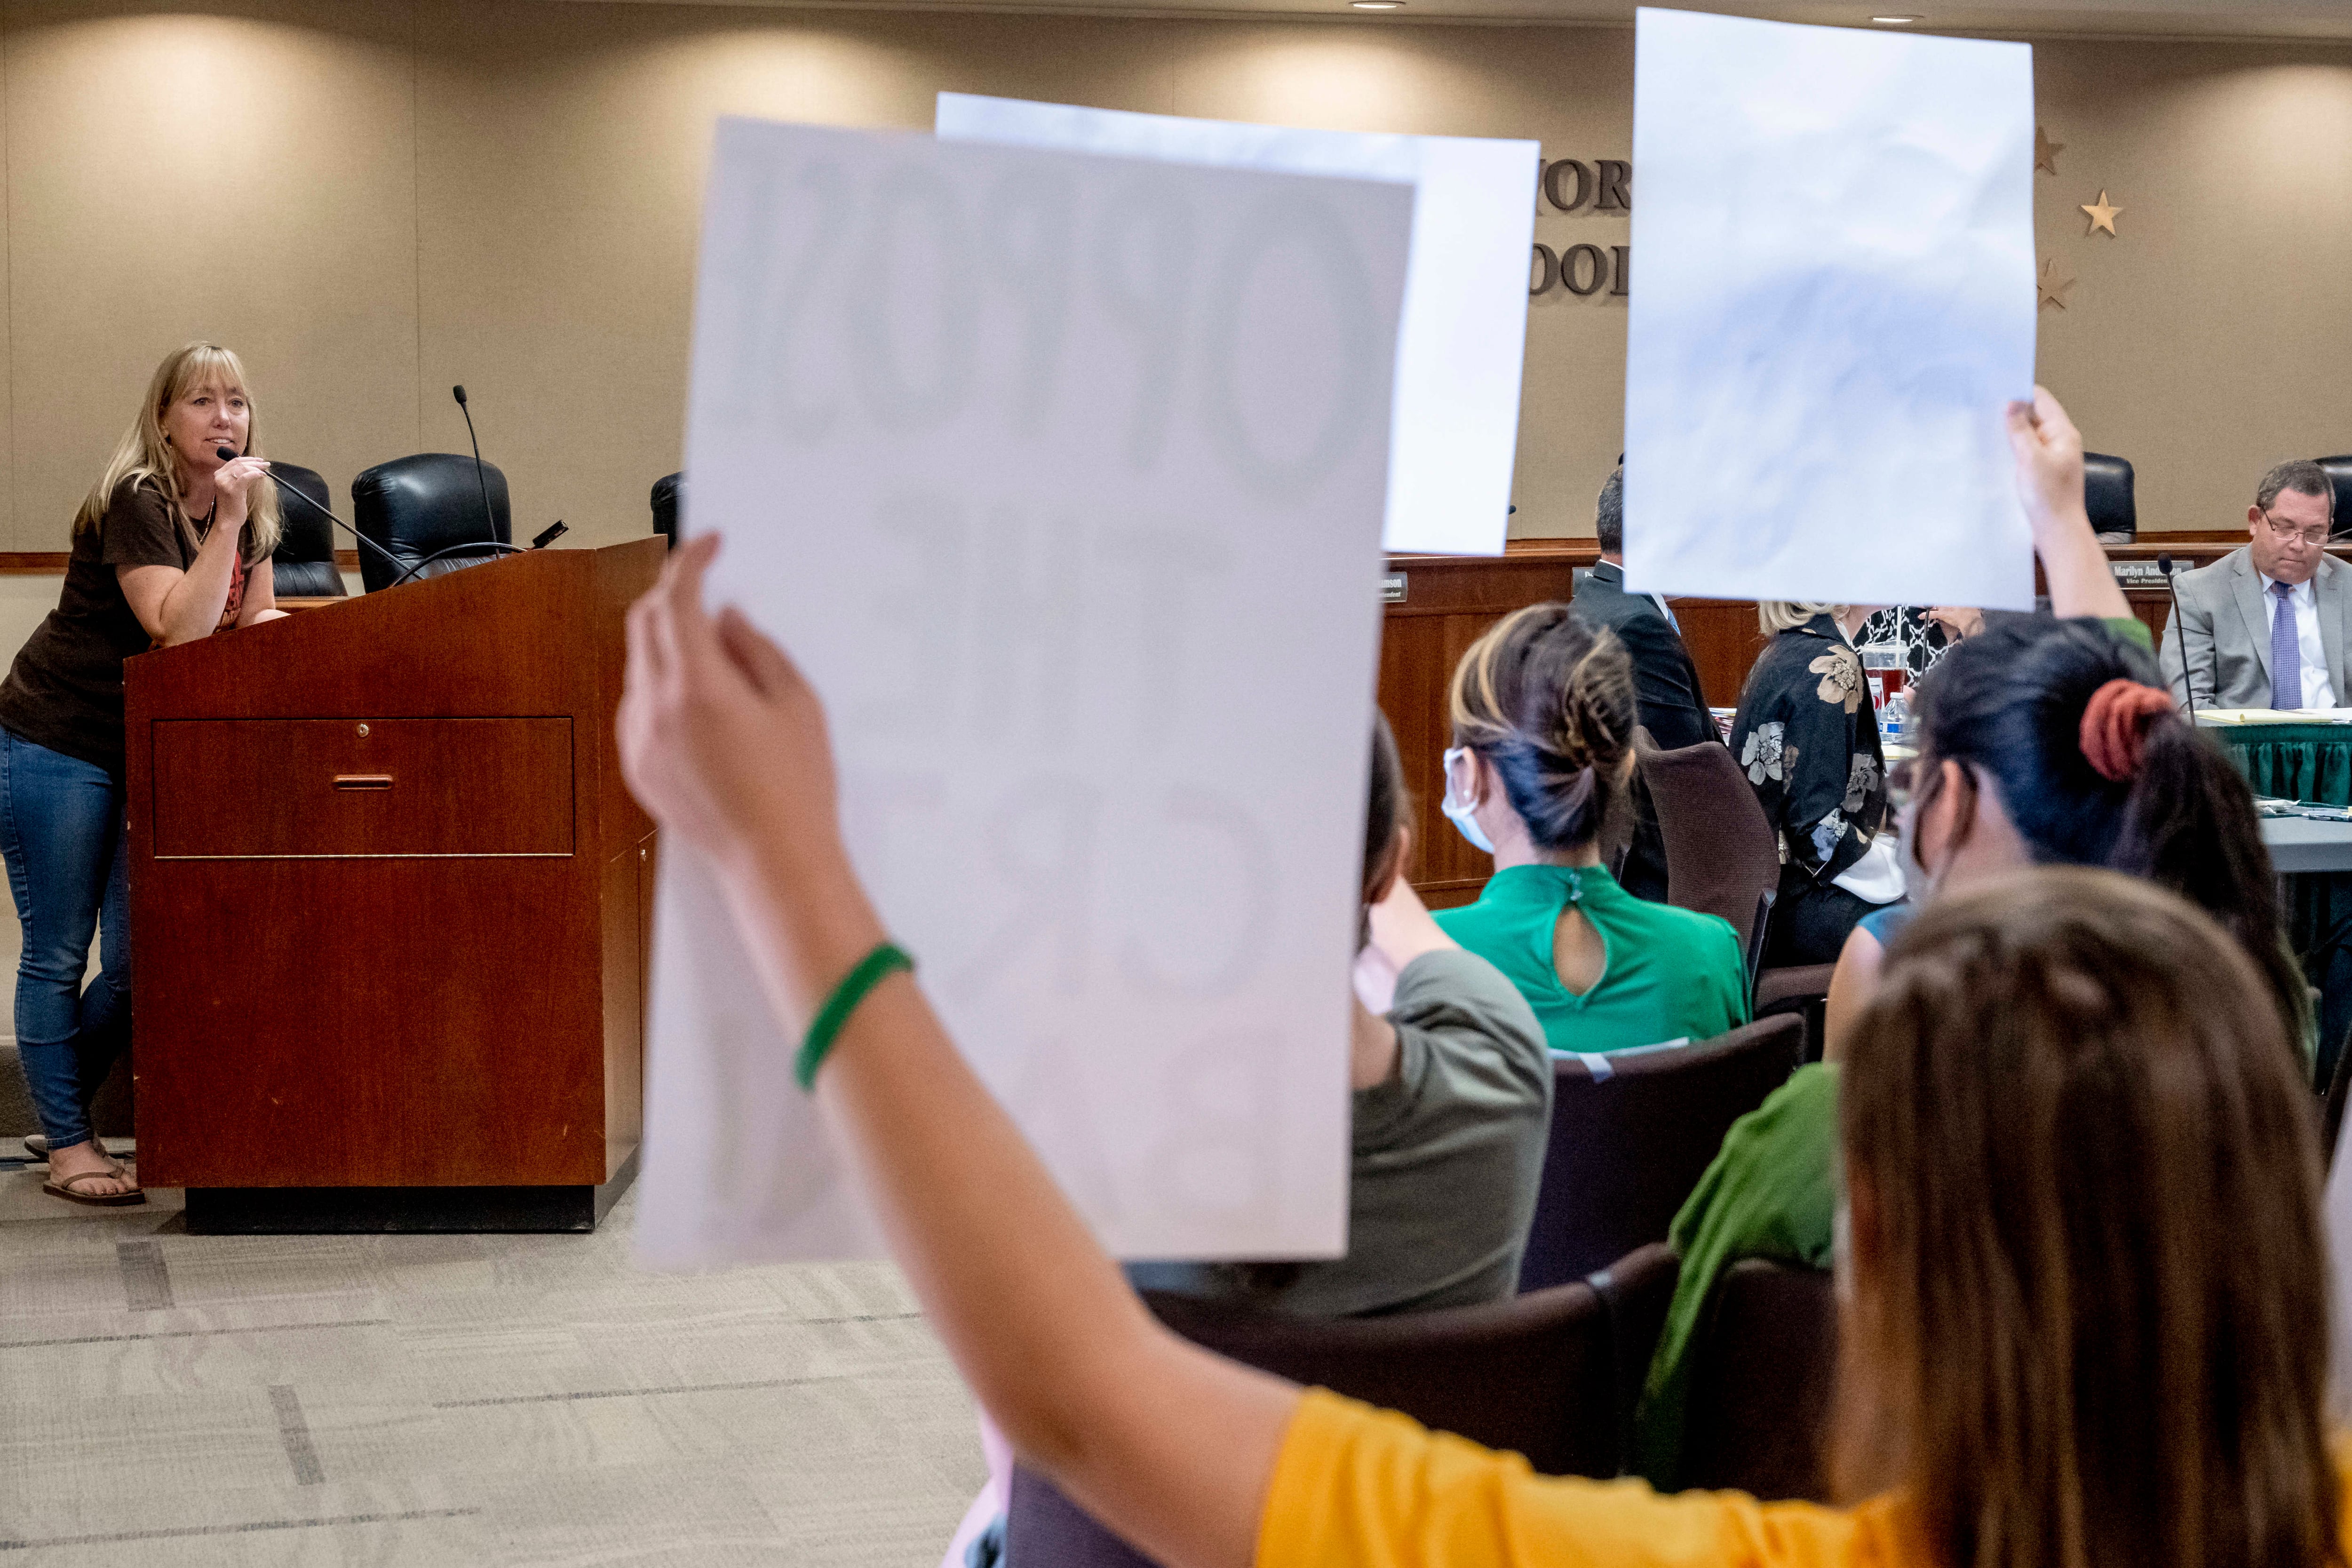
[2039, 257, 2076, 310]
[2081, 189, 2122, 236]
[2034, 126, 2063, 175]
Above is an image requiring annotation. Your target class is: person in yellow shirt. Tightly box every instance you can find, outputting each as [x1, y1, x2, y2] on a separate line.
[616, 390, 2345, 1568]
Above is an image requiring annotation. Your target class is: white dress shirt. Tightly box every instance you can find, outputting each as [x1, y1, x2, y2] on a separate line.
[2258, 569, 2336, 709]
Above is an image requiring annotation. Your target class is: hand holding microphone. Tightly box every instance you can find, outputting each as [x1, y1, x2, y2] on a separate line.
[212, 447, 271, 521]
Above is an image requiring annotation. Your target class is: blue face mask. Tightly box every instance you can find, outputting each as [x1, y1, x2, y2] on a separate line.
[1441, 747, 1495, 854]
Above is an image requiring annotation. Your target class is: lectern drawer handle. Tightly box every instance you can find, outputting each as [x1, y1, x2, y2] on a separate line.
[333, 774, 395, 790]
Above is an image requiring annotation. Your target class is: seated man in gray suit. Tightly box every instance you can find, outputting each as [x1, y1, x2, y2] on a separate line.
[2161, 460, 2350, 709]
[1573, 466, 1716, 900]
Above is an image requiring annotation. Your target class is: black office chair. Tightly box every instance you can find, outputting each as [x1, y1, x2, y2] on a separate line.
[2316, 456, 2352, 540]
[2083, 452, 2136, 542]
[651, 472, 681, 544]
[350, 453, 514, 593]
[265, 462, 345, 598]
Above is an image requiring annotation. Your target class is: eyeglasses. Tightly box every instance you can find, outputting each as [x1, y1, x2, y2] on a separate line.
[2261, 510, 2331, 548]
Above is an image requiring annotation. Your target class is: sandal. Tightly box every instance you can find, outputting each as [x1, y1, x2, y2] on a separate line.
[41, 1168, 144, 1207]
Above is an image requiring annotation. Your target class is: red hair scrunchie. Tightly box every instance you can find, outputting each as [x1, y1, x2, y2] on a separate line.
[2078, 678, 2176, 783]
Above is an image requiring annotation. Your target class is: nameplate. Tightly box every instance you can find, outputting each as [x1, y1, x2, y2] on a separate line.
[1382, 572, 1409, 604]
[2111, 560, 2170, 586]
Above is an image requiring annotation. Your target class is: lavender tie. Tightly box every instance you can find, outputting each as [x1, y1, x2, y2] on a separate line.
[2272, 580, 2304, 710]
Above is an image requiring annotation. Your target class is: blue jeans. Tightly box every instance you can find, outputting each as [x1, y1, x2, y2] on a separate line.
[0, 728, 129, 1150]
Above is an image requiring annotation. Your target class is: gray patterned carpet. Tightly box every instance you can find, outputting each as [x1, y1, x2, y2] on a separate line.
[0, 1165, 983, 1565]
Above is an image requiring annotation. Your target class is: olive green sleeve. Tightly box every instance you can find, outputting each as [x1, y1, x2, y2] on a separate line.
[1631, 1063, 1841, 1488]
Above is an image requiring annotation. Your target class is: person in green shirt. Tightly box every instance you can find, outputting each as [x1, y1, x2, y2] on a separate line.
[1407, 601, 1750, 1055]
[1635, 388, 2314, 1489]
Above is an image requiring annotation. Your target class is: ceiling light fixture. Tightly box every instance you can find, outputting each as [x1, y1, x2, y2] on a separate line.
[1351, 3, 1406, 10]
[1871, 14, 1920, 22]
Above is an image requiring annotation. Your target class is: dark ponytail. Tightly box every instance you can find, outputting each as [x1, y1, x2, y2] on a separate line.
[1447, 604, 1637, 853]
[1912, 618, 2307, 1052]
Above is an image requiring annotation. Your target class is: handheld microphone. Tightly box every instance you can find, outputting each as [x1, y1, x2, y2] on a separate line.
[219, 446, 409, 582]
[2158, 554, 2200, 726]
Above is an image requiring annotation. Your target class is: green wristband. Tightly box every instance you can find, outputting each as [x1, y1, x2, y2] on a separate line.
[796, 942, 914, 1091]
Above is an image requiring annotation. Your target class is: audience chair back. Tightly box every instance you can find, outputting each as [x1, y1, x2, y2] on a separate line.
[1518, 1015, 1804, 1291]
[1679, 1258, 1839, 1503]
[265, 462, 346, 598]
[350, 453, 513, 592]
[1634, 737, 1780, 953]
[651, 472, 681, 543]
[2082, 451, 2137, 541]
[2318, 456, 2352, 539]
[1005, 1245, 1681, 1568]
[1637, 736, 1836, 1042]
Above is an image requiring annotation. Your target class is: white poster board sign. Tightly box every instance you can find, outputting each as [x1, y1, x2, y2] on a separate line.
[937, 93, 1536, 559]
[1621, 8, 2037, 611]
[637, 119, 1413, 1269]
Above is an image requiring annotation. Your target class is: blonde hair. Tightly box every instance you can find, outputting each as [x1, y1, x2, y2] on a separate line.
[1447, 602, 1636, 852]
[1757, 600, 1847, 636]
[73, 343, 282, 556]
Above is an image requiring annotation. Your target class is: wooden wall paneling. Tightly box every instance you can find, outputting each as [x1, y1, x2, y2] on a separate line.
[1379, 543, 1582, 906]
[1375, 611, 1453, 890]
[1662, 598, 1768, 715]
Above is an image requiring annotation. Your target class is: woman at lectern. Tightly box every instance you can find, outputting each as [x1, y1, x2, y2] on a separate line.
[0, 342, 287, 1206]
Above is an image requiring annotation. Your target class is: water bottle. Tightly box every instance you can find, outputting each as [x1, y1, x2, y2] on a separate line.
[1884, 691, 1908, 744]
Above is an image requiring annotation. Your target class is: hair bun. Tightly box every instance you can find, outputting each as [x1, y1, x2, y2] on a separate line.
[2079, 679, 2175, 782]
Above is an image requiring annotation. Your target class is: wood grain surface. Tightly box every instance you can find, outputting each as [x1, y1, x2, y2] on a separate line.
[125, 539, 664, 1190]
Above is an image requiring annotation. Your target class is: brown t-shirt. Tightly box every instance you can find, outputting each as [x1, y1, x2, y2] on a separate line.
[0, 480, 260, 780]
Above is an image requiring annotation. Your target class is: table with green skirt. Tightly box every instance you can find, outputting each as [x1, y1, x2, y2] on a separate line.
[2214, 722, 2352, 1082]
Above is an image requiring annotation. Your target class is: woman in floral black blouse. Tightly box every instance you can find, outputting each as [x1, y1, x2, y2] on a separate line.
[1731, 603, 1891, 966]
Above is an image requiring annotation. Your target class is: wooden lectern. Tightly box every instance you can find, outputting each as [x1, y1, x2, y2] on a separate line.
[124, 539, 664, 1232]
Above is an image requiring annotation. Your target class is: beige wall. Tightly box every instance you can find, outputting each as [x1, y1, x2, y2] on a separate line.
[2033, 41, 2352, 533]
[0, 5, 2338, 1036]
[0, 2, 2343, 565]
